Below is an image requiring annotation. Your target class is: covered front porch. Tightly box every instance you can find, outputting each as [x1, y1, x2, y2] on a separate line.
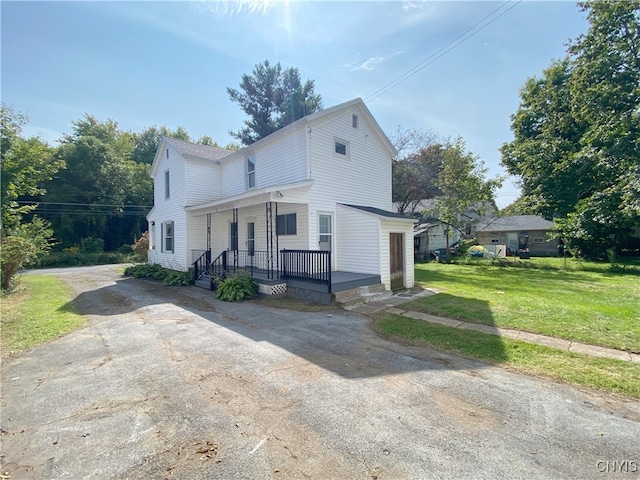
[192, 247, 382, 303]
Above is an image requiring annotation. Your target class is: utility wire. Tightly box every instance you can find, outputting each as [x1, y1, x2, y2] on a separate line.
[364, 0, 523, 103]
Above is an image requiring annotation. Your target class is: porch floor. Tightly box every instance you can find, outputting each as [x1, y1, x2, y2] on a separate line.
[198, 268, 381, 294]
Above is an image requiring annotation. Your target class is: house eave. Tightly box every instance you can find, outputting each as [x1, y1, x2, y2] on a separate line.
[185, 179, 314, 215]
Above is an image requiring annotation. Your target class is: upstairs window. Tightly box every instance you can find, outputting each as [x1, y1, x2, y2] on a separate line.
[334, 140, 347, 156]
[276, 213, 297, 236]
[164, 170, 170, 199]
[352, 114, 359, 128]
[246, 156, 256, 189]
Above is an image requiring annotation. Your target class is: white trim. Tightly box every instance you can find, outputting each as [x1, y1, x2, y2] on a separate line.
[185, 179, 314, 214]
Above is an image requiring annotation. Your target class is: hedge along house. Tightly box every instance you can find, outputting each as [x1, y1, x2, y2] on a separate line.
[146, 98, 415, 303]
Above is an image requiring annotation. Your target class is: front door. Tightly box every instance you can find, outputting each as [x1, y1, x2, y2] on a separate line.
[390, 233, 405, 290]
[319, 214, 332, 251]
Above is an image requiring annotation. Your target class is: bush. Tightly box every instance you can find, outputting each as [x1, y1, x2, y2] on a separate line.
[124, 263, 194, 286]
[81, 237, 105, 253]
[33, 251, 131, 268]
[1, 236, 37, 291]
[215, 270, 258, 302]
[132, 232, 148, 262]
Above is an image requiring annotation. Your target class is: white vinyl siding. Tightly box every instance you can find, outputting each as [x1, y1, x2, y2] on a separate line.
[221, 159, 245, 197]
[307, 106, 392, 214]
[185, 160, 222, 205]
[335, 204, 380, 274]
[148, 142, 189, 270]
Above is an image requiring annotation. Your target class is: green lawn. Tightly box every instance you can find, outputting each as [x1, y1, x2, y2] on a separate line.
[1, 275, 85, 355]
[374, 312, 640, 399]
[406, 258, 640, 352]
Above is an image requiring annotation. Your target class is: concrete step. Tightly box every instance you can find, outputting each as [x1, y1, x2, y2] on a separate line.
[194, 275, 213, 290]
[334, 284, 392, 309]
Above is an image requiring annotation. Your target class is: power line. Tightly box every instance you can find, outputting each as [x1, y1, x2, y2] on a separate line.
[16, 201, 152, 208]
[364, 0, 523, 103]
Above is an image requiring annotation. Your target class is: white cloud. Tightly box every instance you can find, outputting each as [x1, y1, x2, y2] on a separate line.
[343, 49, 406, 72]
[402, 1, 424, 12]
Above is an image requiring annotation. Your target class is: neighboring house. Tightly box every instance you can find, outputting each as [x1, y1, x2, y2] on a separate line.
[147, 98, 415, 301]
[412, 219, 461, 261]
[394, 199, 493, 261]
[475, 215, 559, 256]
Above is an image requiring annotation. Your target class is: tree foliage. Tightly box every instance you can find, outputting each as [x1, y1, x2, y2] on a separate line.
[391, 127, 443, 214]
[227, 59, 323, 145]
[0, 105, 62, 290]
[1, 105, 64, 232]
[501, 0, 640, 258]
[43, 115, 154, 250]
[433, 137, 503, 255]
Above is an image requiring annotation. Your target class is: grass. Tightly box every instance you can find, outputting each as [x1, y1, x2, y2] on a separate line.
[1, 275, 85, 356]
[406, 258, 640, 352]
[374, 312, 640, 399]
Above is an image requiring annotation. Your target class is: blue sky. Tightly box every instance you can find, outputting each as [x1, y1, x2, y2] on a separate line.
[2, 1, 589, 207]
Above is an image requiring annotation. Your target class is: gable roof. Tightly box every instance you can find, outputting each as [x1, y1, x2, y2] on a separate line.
[150, 97, 395, 176]
[164, 137, 232, 162]
[221, 97, 397, 163]
[476, 215, 555, 232]
[341, 204, 416, 221]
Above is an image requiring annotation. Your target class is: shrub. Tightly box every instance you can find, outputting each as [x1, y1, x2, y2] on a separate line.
[124, 263, 194, 286]
[1, 236, 36, 291]
[33, 251, 130, 268]
[132, 232, 148, 262]
[215, 270, 258, 302]
[81, 237, 105, 253]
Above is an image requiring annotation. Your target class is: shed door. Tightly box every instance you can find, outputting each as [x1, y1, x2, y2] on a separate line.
[390, 233, 405, 290]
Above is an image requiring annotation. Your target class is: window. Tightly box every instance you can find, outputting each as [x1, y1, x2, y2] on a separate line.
[162, 221, 174, 253]
[166, 148, 169, 158]
[352, 114, 359, 128]
[490, 238, 500, 244]
[276, 213, 297, 235]
[319, 214, 332, 250]
[164, 170, 170, 199]
[230, 222, 238, 250]
[334, 140, 347, 156]
[246, 156, 256, 189]
[533, 237, 545, 243]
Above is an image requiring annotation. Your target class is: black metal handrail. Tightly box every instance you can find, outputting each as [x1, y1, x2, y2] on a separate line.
[210, 250, 228, 279]
[193, 249, 211, 282]
[281, 249, 332, 292]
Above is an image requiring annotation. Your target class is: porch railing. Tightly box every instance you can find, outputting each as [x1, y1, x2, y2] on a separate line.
[210, 250, 228, 279]
[195, 248, 332, 293]
[224, 250, 276, 277]
[193, 249, 211, 282]
[281, 249, 332, 293]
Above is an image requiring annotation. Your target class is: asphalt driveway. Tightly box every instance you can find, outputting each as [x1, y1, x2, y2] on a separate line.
[1, 265, 638, 479]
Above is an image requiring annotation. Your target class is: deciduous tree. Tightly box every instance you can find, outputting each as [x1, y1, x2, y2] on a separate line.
[434, 137, 503, 258]
[500, 0, 640, 258]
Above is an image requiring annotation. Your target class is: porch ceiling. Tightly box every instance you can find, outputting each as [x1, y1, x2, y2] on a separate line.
[185, 179, 313, 216]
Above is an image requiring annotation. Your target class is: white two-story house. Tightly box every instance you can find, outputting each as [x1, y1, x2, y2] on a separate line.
[147, 98, 415, 302]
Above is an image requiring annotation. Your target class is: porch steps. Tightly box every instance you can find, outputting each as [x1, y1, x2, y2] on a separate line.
[334, 283, 392, 309]
[195, 274, 214, 291]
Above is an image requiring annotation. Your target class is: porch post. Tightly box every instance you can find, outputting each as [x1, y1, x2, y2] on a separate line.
[266, 201, 279, 279]
[233, 207, 238, 271]
[206, 214, 211, 251]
